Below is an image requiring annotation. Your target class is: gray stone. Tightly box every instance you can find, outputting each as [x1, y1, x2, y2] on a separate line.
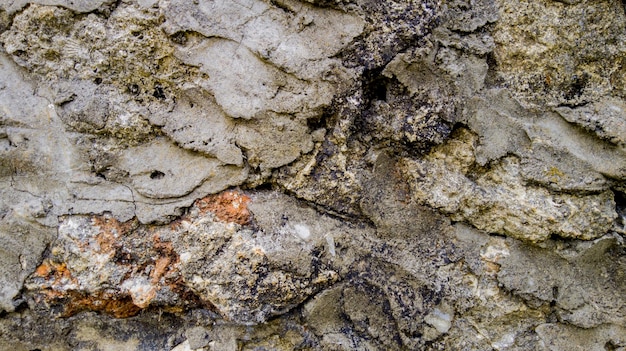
[0, 0, 113, 14]
[185, 326, 211, 349]
[442, 0, 499, 32]
[554, 97, 626, 147]
[536, 323, 626, 351]
[497, 234, 626, 328]
[117, 138, 245, 199]
[0, 51, 65, 312]
[463, 89, 626, 192]
[150, 88, 243, 166]
[1, 0, 626, 349]
[461, 89, 532, 165]
[0, 218, 54, 312]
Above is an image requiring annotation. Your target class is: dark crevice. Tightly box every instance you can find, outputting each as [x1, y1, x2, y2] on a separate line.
[269, 0, 297, 14]
[355, 67, 387, 136]
[614, 189, 626, 229]
[247, 182, 273, 192]
[483, 51, 504, 88]
[550, 286, 559, 306]
[306, 109, 332, 131]
[9, 290, 30, 315]
[279, 186, 374, 228]
[94, 0, 123, 18]
[361, 67, 389, 104]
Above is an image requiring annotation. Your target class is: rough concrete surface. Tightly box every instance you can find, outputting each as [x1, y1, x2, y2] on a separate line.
[0, 0, 625, 350]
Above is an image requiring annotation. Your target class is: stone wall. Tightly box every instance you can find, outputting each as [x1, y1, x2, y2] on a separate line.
[0, 0, 625, 350]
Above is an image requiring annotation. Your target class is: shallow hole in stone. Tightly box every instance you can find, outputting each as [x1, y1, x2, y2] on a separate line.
[605, 340, 618, 351]
[128, 84, 140, 95]
[170, 31, 188, 45]
[153, 85, 166, 100]
[150, 170, 165, 180]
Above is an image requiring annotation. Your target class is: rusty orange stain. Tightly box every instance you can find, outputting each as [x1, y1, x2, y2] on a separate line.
[33, 260, 75, 283]
[28, 215, 213, 318]
[194, 190, 252, 225]
[151, 256, 171, 283]
[92, 216, 137, 253]
[34, 261, 53, 277]
[61, 292, 142, 318]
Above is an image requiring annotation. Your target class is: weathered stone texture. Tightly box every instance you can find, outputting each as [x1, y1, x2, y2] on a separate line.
[492, 0, 626, 106]
[1, 0, 625, 350]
